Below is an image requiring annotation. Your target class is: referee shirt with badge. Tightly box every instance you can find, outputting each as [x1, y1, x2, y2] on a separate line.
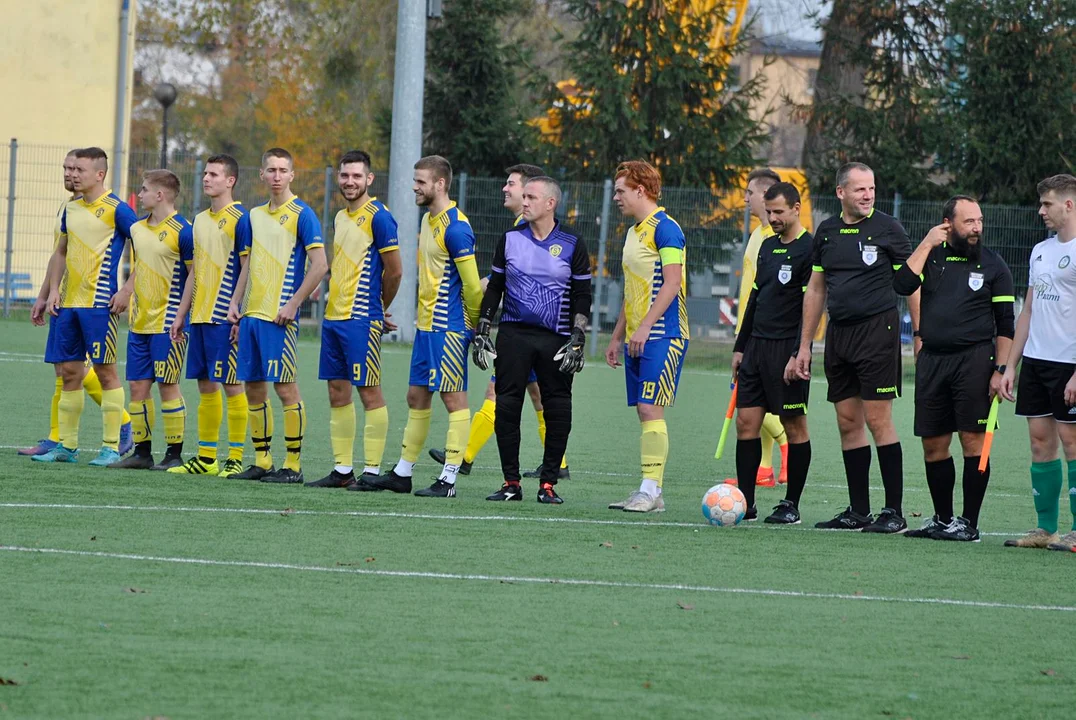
[811, 208, 912, 324]
[893, 243, 1015, 352]
[744, 229, 814, 341]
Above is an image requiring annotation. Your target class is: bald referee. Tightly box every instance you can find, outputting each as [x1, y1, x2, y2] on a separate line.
[894, 196, 1015, 542]
[795, 162, 918, 533]
[474, 177, 591, 504]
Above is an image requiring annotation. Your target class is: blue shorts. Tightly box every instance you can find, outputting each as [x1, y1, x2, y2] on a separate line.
[186, 323, 240, 384]
[624, 337, 688, 406]
[237, 316, 298, 383]
[319, 318, 384, 387]
[126, 331, 188, 384]
[490, 370, 539, 385]
[44, 307, 118, 365]
[409, 329, 472, 393]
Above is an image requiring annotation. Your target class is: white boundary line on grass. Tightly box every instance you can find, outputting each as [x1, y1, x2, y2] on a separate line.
[2, 544, 1073, 613]
[0, 501, 1017, 537]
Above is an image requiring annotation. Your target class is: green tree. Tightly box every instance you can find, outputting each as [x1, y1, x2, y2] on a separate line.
[422, 0, 536, 175]
[538, 0, 766, 189]
[936, 0, 1076, 204]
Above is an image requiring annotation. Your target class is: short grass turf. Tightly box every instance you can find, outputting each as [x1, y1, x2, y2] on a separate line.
[0, 318, 1074, 719]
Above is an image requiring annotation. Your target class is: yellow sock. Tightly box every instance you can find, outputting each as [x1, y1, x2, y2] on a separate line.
[129, 399, 155, 444]
[401, 408, 432, 463]
[445, 409, 470, 467]
[283, 401, 305, 472]
[58, 389, 85, 450]
[198, 390, 223, 460]
[161, 396, 186, 447]
[464, 399, 496, 463]
[331, 403, 356, 469]
[249, 400, 274, 469]
[760, 413, 786, 471]
[640, 419, 669, 487]
[364, 405, 389, 470]
[535, 408, 568, 468]
[84, 366, 103, 406]
[100, 387, 125, 450]
[49, 377, 63, 443]
[226, 392, 248, 461]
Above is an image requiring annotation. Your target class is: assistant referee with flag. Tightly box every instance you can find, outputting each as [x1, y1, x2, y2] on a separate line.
[472, 177, 591, 504]
[894, 195, 1015, 542]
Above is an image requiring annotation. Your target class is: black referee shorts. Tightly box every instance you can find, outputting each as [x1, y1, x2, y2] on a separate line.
[1015, 357, 1076, 423]
[823, 309, 901, 403]
[914, 343, 995, 437]
[737, 336, 809, 416]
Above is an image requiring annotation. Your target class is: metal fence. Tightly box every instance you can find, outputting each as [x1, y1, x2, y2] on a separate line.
[1, 141, 1050, 368]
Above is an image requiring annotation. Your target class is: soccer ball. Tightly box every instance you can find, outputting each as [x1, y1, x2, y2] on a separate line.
[702, 483, 747, 526]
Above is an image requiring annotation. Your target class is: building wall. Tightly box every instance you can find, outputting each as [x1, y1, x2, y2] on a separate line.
[738, 47, 820, 167]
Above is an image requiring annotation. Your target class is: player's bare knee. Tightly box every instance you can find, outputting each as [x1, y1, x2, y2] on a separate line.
[197, 379, 219, 395]
[735, 410, 762, 439]
[357, 386, 385, 411]
[1058, 425, 1076, 462]
[158, 382, 181, 402]
[781, 416, 809, 444]
[637, 403, 664, 423]
[327, 380, 352, 408]
[60, 362, 83, 387]
[956, 431, 984, 458]
[441, 391, 468, 413]
[274, 381, 300, 405]
[92, 364, 120, 389]
[922, 435, 953, 462]
[406, 386, 433, 410]
[222, 383, 244, 398]
[245, 381, 268, 405]
[128, 379, 153, 402]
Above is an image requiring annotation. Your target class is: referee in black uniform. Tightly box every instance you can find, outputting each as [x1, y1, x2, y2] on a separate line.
[894, 196, 1015, 542]
[732, 182, 814, 524]
[794, 162, 918, 533]
[473, 177, 592, 505]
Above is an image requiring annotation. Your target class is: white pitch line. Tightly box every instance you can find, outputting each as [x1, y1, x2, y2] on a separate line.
[0, 501, 1017, 537]
[2, 545, 1072, 613]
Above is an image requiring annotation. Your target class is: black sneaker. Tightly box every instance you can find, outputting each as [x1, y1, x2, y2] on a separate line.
[427, 448, 472, 475]
[744, 506, 758, 522]
[367, 470, 413, 494]
[523, 465, 571, 481]
[931, 516, 980, 542]
[764, 499, 801, 524]
[109, 453, 155, 469]
[537, 482, 563, 504]
[415, 478, 457, 497]
[262, 468, 304, 484]
[815, 507, 874, 530]
[905, 514, 951, 539]
[346, 472, 384, 492]
[305, 469, 355, 488]
[234, 464, 274, 481]
[862, 507, 907, 534]
[151, 456, 184, 471]
[487, 482, 523, 501]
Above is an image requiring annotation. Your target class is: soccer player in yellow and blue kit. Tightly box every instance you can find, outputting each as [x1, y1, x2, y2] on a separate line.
[369, 155, 483, 498]
[109, 170, 194, 470]
[24, 149, 132, 458]
[227, 148, 327, 483]
[604, 161, 689, 513]
[166, 154, 249, 478]
[306, 150, 402, 490]
[35, 147, 136, 467]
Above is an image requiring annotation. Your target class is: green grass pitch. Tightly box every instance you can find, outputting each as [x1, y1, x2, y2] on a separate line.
[0, 318, 1073, 718]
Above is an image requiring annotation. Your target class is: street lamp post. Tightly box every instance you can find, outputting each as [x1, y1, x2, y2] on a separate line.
[153, 82, 178, 169]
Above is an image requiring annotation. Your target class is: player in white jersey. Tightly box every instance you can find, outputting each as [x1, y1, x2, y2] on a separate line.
[999, 174, 1076, 549]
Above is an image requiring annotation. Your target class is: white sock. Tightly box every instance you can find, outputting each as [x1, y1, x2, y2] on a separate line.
[441, 464, 459, 485]
[335, 465, 353, 475]
[393, 459, 415, 477]
[640, 478, 661, 496]
[362, 466, 380, 476]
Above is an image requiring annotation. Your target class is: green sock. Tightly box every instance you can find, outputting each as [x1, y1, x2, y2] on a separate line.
[1068, 460, 1076, 532]
[1030, 460, 1063, 534]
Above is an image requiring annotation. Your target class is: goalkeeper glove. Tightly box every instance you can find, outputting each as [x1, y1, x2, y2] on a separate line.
[471, 318, 496, 371]
[554, 327, 586, 374]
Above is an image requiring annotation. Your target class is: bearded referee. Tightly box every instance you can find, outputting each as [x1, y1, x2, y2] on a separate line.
[795, 162, 917, 533]
[894, 196, 1014, 542]
[473, 177, 591, 504]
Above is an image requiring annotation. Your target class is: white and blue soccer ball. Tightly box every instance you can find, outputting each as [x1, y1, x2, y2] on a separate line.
[702, 483, 747, 526]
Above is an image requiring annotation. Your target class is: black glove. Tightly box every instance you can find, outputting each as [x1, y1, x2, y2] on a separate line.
[554, 327, 586, 374]
[471, 318, 496, 371]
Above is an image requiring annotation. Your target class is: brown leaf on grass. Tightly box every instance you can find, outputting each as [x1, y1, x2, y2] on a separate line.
[600, 541, 613, 548]
[529, 675, 548, 682]
[677, 602, 694, 611]
[951, 655, 971, 660]
[631, 545, 640, 550]
[124, 587, 148, 594]
[642, 681, 651, 689]
[90, 536, 96, 541]
[364, 557, 376, 563]
[1041, 669, 1057, 676]
[280, 508, 294, 517]
[854, 591, 864, 596]
[0, 678, 18, 686]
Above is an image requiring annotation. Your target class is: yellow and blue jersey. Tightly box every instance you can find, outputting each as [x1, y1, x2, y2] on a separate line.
[58, 191, 137, 308]
[325, 198, 399, 322]
[417, 202, 476, 332]
[621, 207, 689, 341]
[129, 212, 194, 334]
[736, 223, 776, 333]
[191, 202, 246, 325]
[236, 197, 324, 322]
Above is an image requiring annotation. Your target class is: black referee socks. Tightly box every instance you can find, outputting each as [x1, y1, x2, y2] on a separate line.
[924, 456, 956, 524]
[876, 442, 904, 516]
[962, 456, 989, 528]
[842, 445, 872, 516]
[735, 437, 763, 509]
[784, 441, 811, 507]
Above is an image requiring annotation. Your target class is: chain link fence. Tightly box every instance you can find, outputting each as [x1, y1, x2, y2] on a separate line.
[2, 141, 1049, 369]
